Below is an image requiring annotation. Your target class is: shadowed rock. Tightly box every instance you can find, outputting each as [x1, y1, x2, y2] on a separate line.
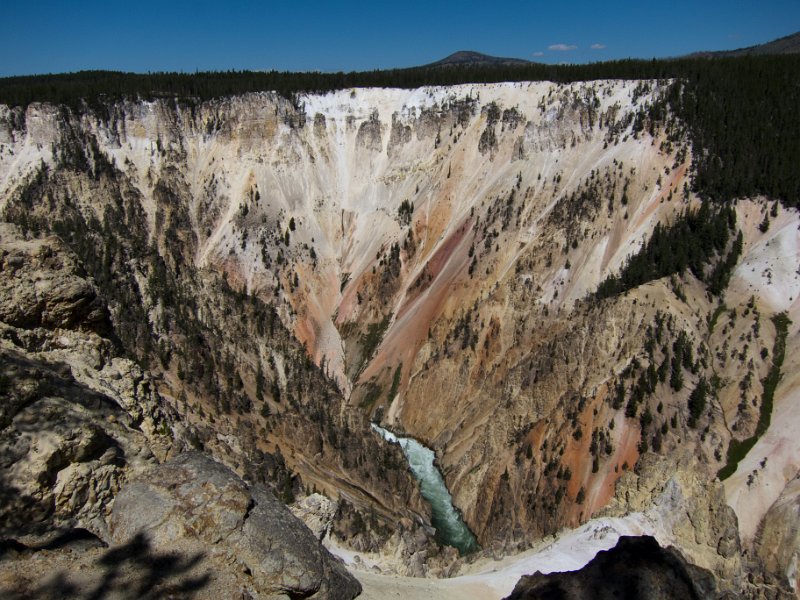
[504, 536, 720, 600]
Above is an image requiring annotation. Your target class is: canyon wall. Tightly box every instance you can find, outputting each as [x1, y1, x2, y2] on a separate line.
[1, 81, 798, 594]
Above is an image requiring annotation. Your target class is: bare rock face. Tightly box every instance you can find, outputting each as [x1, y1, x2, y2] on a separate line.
[0, 224, 111, 335]
[600, 452, 744, 588]
[753, 475, 800, 596]
[0, 224, 175, 545]
[110, 452, 361, 600]
[291, 493, 338, 541]
[504, 536, 719, 600]
[2, 82, 799, 594]
[356, 110, 383, 151]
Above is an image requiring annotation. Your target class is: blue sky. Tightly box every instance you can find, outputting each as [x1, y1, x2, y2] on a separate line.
[2, 1, 799, 76]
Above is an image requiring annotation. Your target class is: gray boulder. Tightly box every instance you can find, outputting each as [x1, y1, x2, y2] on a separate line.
[110, 452, 361, 599]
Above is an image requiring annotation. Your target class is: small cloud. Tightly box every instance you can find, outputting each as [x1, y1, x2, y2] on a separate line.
[531, 51, 544, 57]
[548, 43, 577, 52]
[590, 43, 606, 50]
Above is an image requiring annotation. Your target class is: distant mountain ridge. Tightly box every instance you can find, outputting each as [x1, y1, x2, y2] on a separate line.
[688, 30, 800, 58]
[424, 31, 800, 68]
[424, 50, 532, 68]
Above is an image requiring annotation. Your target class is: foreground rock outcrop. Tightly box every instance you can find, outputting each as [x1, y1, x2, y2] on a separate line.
[110, 452, 361, 599]
[0, 224, 361, 598]
[0, 223, 176, 545]
[1, 453, 361, 600]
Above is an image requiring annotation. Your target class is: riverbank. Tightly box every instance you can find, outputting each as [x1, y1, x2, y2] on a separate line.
[328, 510, 671, 599]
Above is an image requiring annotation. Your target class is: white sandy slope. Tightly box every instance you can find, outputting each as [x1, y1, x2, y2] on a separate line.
[327, 506, 682, 599]
[723, 203, 800, 553]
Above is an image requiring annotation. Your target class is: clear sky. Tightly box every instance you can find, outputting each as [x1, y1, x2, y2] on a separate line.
[2, 1, 799, 76]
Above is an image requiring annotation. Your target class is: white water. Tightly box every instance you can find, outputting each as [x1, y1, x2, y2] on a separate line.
[371, 424, 478, 555]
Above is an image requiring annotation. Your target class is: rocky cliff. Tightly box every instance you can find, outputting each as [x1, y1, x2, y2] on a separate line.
[0, 224, 361, 597]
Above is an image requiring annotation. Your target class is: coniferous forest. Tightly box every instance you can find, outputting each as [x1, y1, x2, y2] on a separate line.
[595, 203, 742, 300]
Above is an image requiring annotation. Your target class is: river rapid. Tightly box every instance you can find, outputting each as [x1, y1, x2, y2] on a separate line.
[371, 424, 478, 555]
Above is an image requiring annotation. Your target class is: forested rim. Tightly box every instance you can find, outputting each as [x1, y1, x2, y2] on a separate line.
[1, 56, 798, 209]
[581, 57, 798, 299]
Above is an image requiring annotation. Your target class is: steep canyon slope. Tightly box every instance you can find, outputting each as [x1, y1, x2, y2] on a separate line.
[1, 80, 799, 596]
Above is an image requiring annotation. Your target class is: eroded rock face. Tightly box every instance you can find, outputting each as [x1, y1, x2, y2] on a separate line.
[0, 224, 175, 545]
[291, 493, 338, 541]
[598, 453, 743, 587]
[504, 536, 719, 600]
[2, 83, 799, 594]
[0, 224, 111, 335]
[110, 452, 361, 600]
[754, 475, 800, 596]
